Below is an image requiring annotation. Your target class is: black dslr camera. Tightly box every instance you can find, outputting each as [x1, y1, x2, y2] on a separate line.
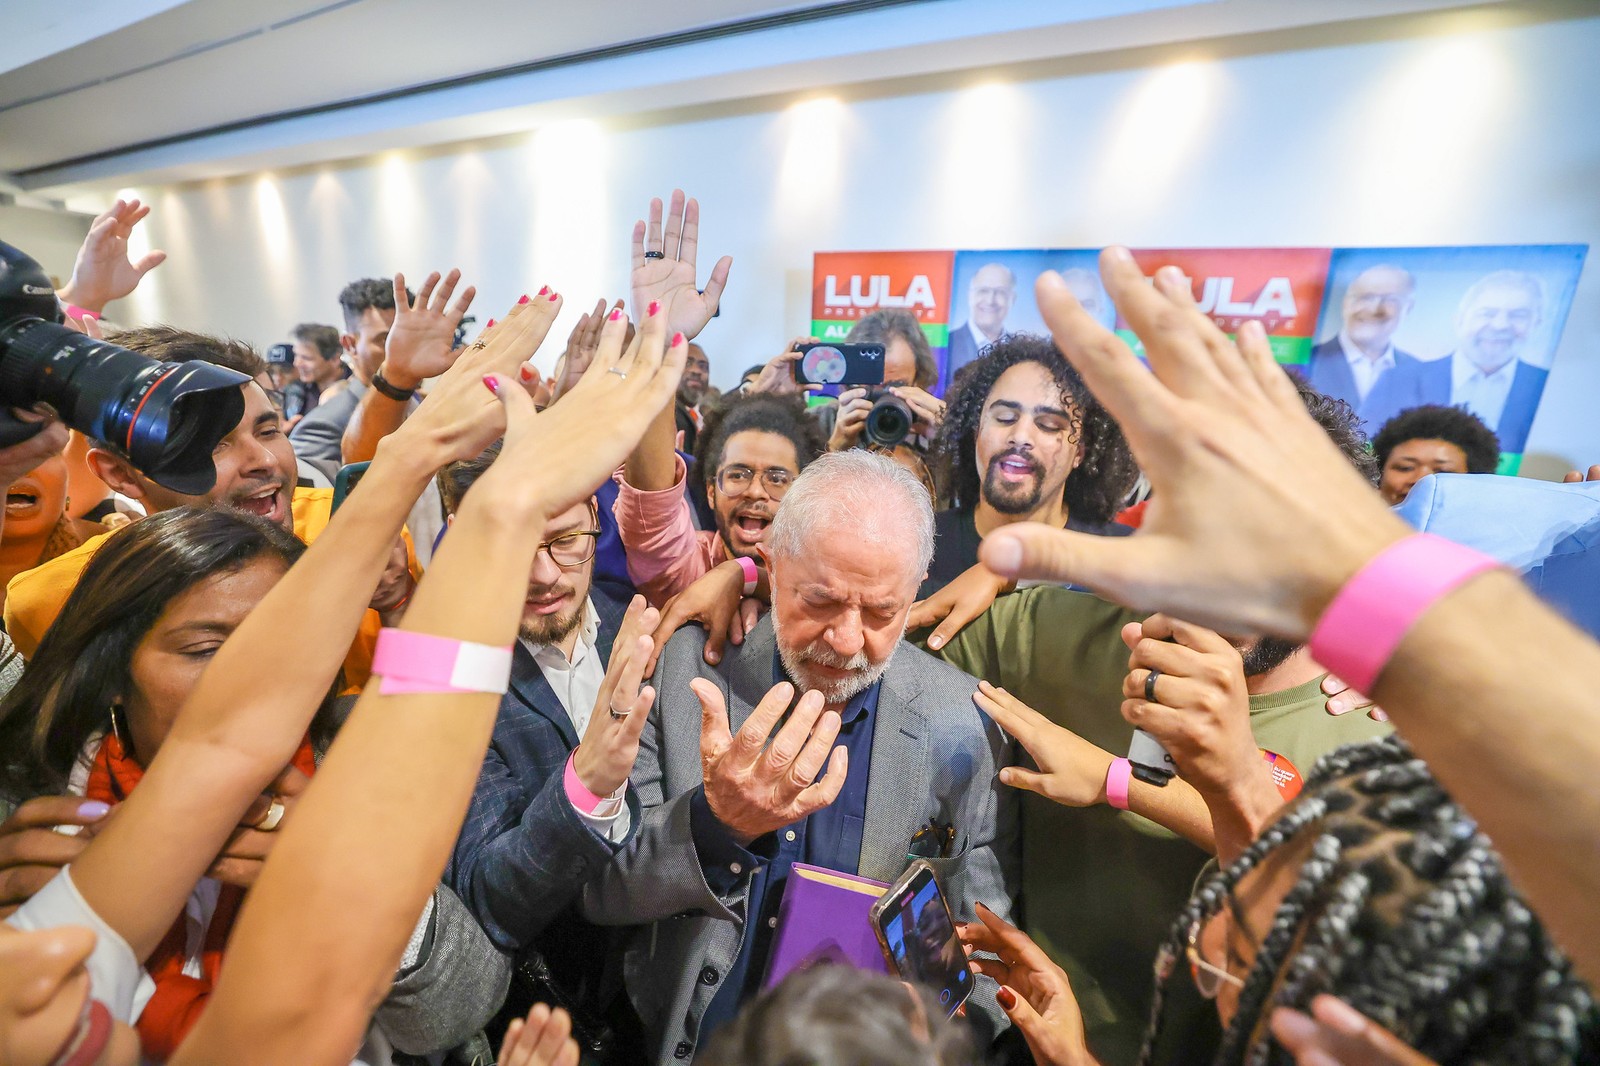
[0, 241, 247, 495]
[863, 388, 915, 448]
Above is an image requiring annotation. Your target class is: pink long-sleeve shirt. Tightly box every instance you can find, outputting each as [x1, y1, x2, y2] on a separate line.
[612, 454, 729, 607]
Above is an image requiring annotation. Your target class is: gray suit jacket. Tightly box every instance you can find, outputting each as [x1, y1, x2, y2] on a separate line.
[288, 380, 364, 482]
[583, 617, 1019, 1064]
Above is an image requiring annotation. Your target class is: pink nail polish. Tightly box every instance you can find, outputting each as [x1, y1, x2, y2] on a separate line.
[485, 318, 496, 329]
[538, 286, 550, 296]
[547, 291, 559, 302]
[609, 309, 623, 321]
[482, 375, 500, 394]
[517, 294, 530, 305]
[647, 300, 661, 317]
[672, 332, 685, 346]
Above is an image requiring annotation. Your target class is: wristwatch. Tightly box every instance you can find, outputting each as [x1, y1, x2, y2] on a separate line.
[370, 367, 417, 402]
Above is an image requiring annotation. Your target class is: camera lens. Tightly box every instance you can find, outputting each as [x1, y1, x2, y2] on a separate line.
[865, 391, 914, 448]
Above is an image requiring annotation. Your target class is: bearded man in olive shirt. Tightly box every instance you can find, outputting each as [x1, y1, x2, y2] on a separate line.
[936, 379, 1390, 1064]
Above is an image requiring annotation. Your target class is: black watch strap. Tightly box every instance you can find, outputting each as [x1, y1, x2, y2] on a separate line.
[370, 368, 416, 402]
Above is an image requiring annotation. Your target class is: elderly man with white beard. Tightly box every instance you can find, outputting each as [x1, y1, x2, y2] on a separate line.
[581, 450, 1019, 1065]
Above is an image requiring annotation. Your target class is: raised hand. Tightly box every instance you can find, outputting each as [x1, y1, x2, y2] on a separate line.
[646, 559, 764, 674]
[694, 679, 847, 845]
[499, 1003, 580, 1066]
[631, 189, 732, 342]
[551, 297, 622, 402]
[748, 337, 823, 396]
[973, 682, 1112, 808]
[977, 249, 1411, 640]
[57, 198, 167, 314]
[957, 902, 1096, 1066]
[908, 562, 1012, 651]
[381, 270, 478, 390]
[572, 596, 660, 797]
[1272, 996, 1440, 1066]
[472, 299, 688, 526]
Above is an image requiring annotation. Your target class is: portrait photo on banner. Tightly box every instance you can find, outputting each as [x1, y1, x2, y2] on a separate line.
[1309, 244, 1587, 455]
[942, 249, 1105, 394]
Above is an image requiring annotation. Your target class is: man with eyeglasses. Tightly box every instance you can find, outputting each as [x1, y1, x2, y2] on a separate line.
[615, 392, 826, 608]
[1306, 264, 1422, 430]
[439, 440, 652, 1061]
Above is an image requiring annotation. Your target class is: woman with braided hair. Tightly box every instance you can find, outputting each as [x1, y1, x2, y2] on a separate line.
[964, 735, 1598, 1065]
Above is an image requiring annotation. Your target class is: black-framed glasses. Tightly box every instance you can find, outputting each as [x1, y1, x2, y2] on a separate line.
[534, 528, 600, 567]
[716, 464, 795, 498]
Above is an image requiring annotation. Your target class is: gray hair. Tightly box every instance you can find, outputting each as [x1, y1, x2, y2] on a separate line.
[768, 450, 935, 584]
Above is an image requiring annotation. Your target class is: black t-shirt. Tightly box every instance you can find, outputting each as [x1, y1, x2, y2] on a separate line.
[918, 506, 1134, 601]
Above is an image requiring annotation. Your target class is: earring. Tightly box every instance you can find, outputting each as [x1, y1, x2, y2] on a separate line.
[109, 700, 126, 748]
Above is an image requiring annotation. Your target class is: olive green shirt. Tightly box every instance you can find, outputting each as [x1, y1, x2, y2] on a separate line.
[937, 586, 1392, 1064]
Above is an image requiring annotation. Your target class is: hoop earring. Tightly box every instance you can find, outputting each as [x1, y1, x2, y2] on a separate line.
[109, 700, 127, 749]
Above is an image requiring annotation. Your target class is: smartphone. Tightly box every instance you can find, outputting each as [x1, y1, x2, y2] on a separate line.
[869, 860, 973, 1017]
[792, 342, 886, 387]
[331, 461, 370, 514]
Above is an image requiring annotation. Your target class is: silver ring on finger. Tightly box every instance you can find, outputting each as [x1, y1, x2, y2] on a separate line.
[608, 704, 632, 721]
[1144, 667, 1163, 705]
[607, 367, 628, 378]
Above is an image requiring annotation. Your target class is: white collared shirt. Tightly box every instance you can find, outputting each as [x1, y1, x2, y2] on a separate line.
[522, 598, 630, 839]
[966, 320, 999, 354]
[1337, 332, 1397, 401]
[1451, 352, 1517, 431]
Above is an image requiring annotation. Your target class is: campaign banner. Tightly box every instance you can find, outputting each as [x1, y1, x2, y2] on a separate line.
[810, 250, 954, 349]
[1121, 248, 1332, 367]
[1309, 245, 1587, 464]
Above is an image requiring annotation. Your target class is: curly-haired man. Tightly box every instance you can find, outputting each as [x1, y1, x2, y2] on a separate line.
[925, 334, 1138, 599]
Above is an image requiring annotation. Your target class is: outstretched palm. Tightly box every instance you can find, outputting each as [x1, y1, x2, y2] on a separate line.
[384, 269, 477, 388]
[631, 189, 733, 342]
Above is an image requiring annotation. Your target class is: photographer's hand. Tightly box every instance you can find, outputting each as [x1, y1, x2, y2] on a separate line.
[57, 198, 167, 314]
[827, 388, 871, 451]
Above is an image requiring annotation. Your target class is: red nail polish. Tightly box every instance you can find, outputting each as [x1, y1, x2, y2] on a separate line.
[482, 375, 500, 394]
[485, 318, 496, 329]
[537, 286, 550, 296]
[609, 309, 623, 321]
[548, 291, 559, 302]
[672, 332, 685, 346]
[997, 987, 1016, 1011]
[517, 294, 530, 305]
[519, 366, 535, 382]
[647, 300, 661, 317]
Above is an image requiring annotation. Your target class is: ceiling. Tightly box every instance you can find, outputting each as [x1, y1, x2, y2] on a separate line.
[0, 0, 1545, 198]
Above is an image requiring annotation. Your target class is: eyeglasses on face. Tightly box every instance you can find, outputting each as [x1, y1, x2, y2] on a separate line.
[533, 528, 601, 568]
[715, 465, 795, 498]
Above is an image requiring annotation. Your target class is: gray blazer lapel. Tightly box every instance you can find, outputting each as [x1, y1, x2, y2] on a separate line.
[859, 661, 931, 882]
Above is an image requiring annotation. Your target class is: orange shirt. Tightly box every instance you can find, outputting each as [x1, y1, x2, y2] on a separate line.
[3, 487, 409, 691]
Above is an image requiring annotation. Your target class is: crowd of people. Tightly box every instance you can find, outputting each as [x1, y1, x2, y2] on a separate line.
[0, 188, 1597, 1066]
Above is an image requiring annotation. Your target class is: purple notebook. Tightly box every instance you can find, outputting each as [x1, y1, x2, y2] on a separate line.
[763, 863, 891, 989]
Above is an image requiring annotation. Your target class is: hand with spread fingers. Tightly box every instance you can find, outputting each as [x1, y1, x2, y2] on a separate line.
[694, 679, 848, 846]
[499, 1003, 580, 1066]
[973, 681, 1112, 808]
[957, 902, 1097, 1066]
[552, 297, 623, 402]
[1272, 996, 1440, 1066]
[573, 595, 660, 799]
[909, 562, 1013, 651]
[56, 197, 167, 314]
[380, 269, 478, 391]
[631, 189, 733, 342]
[977, 248, 1412, 640]
[646, 559, 765, 674]
[0, 796, 112, 918]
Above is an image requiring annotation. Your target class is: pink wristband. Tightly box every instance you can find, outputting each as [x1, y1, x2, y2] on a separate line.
[564, 752, 606, 815]
[372, 628, 513, 695]
[1105, 757, 1132, 811]
[61, 303, 98, 322]
[1308, 533, 1499, 694]
[735, 555, 759, 597]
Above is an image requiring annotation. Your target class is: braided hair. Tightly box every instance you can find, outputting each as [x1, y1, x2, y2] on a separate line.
[932, 334, 1137, 522]
[1139, 735, 1598, 1065]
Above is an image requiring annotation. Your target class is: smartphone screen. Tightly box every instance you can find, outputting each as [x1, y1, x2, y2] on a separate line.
[792, 342, 887, 388]
[872, 864, 972, 1016]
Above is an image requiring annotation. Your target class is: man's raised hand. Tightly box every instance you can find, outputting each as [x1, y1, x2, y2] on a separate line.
[631, 189, 732, 342]
[57, 198, 167, 314]
[694, 679, 846, 845]
[381, 269, 477, 390]
[573, 596, 660, 798]
[978, 249, 1411, 641]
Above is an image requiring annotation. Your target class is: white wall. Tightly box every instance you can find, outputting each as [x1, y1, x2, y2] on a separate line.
[103, 10, 1600, 472]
